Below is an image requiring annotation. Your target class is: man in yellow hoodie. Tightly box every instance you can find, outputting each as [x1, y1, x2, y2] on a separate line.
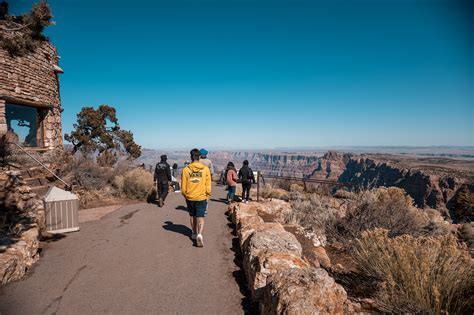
[181, 148, 212, 247]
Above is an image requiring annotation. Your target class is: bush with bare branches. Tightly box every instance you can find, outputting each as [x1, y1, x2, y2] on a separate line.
[353, 229, 474, 314]
[113, 168, 153, 200]
[333, 187, 429, 241]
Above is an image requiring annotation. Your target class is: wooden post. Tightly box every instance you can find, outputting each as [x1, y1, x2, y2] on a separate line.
[257, 171, 261, 202]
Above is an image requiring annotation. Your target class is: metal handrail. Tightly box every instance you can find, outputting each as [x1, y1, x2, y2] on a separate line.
[8, 142, 72, 191]
[256, 172, 354, 201]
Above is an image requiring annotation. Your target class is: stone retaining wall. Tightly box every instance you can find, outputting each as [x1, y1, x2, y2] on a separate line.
[0, 171, 45, 285]
[227, 202, 356, 314]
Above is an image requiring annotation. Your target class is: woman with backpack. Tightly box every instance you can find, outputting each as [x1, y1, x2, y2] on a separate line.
[226, 162, 238, 204]
[238, 160, 255, 203]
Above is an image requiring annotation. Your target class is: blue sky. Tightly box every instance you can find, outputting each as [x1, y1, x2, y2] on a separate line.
[10, 0, 474, 149]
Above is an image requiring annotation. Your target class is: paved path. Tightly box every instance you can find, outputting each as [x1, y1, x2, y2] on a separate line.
[0, 185, 246, 314]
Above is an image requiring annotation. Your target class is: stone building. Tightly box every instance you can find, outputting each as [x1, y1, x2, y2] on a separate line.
[0, 22, 64, 150]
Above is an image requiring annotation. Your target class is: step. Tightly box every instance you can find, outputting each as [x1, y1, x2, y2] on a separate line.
[20, 166, 48, 178]
[24, 177, 49, 187]
[31, 185, 50, 198]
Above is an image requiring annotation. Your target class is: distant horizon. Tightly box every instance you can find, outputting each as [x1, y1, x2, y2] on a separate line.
[140, 145, 474, 152]
[11, 0, 474, 148]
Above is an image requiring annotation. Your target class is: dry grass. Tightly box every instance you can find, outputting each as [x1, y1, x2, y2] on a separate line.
[354, 229, 474, 314]
[113, 168, 154, 200]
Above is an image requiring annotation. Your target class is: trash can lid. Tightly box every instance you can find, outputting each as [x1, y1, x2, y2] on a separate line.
[44, 186, 79, 202]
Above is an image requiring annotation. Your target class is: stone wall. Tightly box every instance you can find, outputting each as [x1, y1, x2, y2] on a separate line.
[0, 22, 63, 149]
[0, 171, 45, 285]
[227, 202, 358, 314]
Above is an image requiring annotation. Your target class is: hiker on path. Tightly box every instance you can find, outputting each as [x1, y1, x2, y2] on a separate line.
[172, 163, 178, 177]
[154, 154, 172, 207]
[226, 162, 238, 203]
[199, 148, 213, 179]
[181, 148, 212, 247]
[238, 160, 255, 203]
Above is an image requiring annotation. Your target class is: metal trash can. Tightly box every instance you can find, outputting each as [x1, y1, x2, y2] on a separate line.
[44, 186, 80, 233]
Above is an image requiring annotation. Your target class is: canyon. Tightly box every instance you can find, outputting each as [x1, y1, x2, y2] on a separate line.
[139, 148, 474, 222]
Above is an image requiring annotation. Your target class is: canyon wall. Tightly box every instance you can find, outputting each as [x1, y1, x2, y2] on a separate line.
[212, 151, 473, 221]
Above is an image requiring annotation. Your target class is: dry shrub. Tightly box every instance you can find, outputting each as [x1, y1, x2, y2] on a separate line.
[77, 188, 115, 209]
[333, 188, 355, 199]
[272, 179, 295, 191]
[259, 184, 289, 200]
[333, 187, 428, 240]
[114, 168, 153, 200]
[68, 159, 115, 189]
[354, 229, 474, 314]
[281, 190, 343, 245]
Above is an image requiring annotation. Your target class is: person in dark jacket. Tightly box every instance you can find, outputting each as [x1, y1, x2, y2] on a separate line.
[238, 160, 255, 203]
[154, 154, 172, 207]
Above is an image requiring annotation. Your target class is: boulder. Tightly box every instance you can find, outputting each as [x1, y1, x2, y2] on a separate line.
[306, 246, 331, 269]
[245, 250, 309, 300]
[238, 221, 284, 251]
[242, 225, 302, 258]
[260, 267, 348, 315]
[258, 199, 292, 218]
[242, 226, 304, 299]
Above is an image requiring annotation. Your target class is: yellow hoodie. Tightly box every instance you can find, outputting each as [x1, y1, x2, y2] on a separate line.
[181, 162, 212, 201]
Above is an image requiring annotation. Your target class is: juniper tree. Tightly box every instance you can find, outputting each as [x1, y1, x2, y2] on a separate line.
[65, 105, 142, 165]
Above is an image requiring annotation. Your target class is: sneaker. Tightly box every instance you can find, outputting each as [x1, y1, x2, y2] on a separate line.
[191, 233, 197, 240]
[158, 198, 163, 207]
[196, 234, 204, 247]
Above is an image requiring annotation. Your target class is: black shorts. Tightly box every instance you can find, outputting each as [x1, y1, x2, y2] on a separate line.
[186, 200, 208, 217]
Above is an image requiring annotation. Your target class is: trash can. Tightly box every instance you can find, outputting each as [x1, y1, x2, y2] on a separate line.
[44, 186, 80, 233]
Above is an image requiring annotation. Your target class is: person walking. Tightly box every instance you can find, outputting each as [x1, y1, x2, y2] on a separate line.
[154, 155, 172, 207]
[225, 162, 238, 203]
[199, 148, 213, 179]
[238, 160, 255, 203]
[181, 148, 212, 247]
[172, 163, 178, 178]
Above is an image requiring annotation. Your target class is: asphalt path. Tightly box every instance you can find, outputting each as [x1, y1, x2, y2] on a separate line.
[0, 185, 247, 314]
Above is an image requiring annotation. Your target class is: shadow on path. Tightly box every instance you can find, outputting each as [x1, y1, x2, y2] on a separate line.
[226, 218, 258, 314]
[175, 206, 188, 212]
[162, 221, 192, 238]
[210, 198, 228, 204]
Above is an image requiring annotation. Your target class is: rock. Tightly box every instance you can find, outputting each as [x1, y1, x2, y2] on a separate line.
[258, 199, 292, 218]
[0, 171, 45, 284]
[242, 226, 304, 299]
[306, 246, 331, 269]
[238, 221, 284, 250]
[0, 228, 40, 284]
[260, 267, 347, 315]
[234, 204, 259, 227]
[260, 268, 347, 315]
[237, 215, 265, 247]
[245, 250, 309, 300]
[18, 185, 32, 194]
[242, 225, 302, 258]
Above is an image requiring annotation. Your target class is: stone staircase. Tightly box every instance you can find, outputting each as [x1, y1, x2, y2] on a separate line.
[19, 166, 52, 198]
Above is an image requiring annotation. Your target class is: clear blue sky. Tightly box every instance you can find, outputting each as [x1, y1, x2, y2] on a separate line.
[10, 0, 474, 149]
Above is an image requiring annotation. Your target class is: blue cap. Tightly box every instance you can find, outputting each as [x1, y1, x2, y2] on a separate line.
[200, 148, 208, 156]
